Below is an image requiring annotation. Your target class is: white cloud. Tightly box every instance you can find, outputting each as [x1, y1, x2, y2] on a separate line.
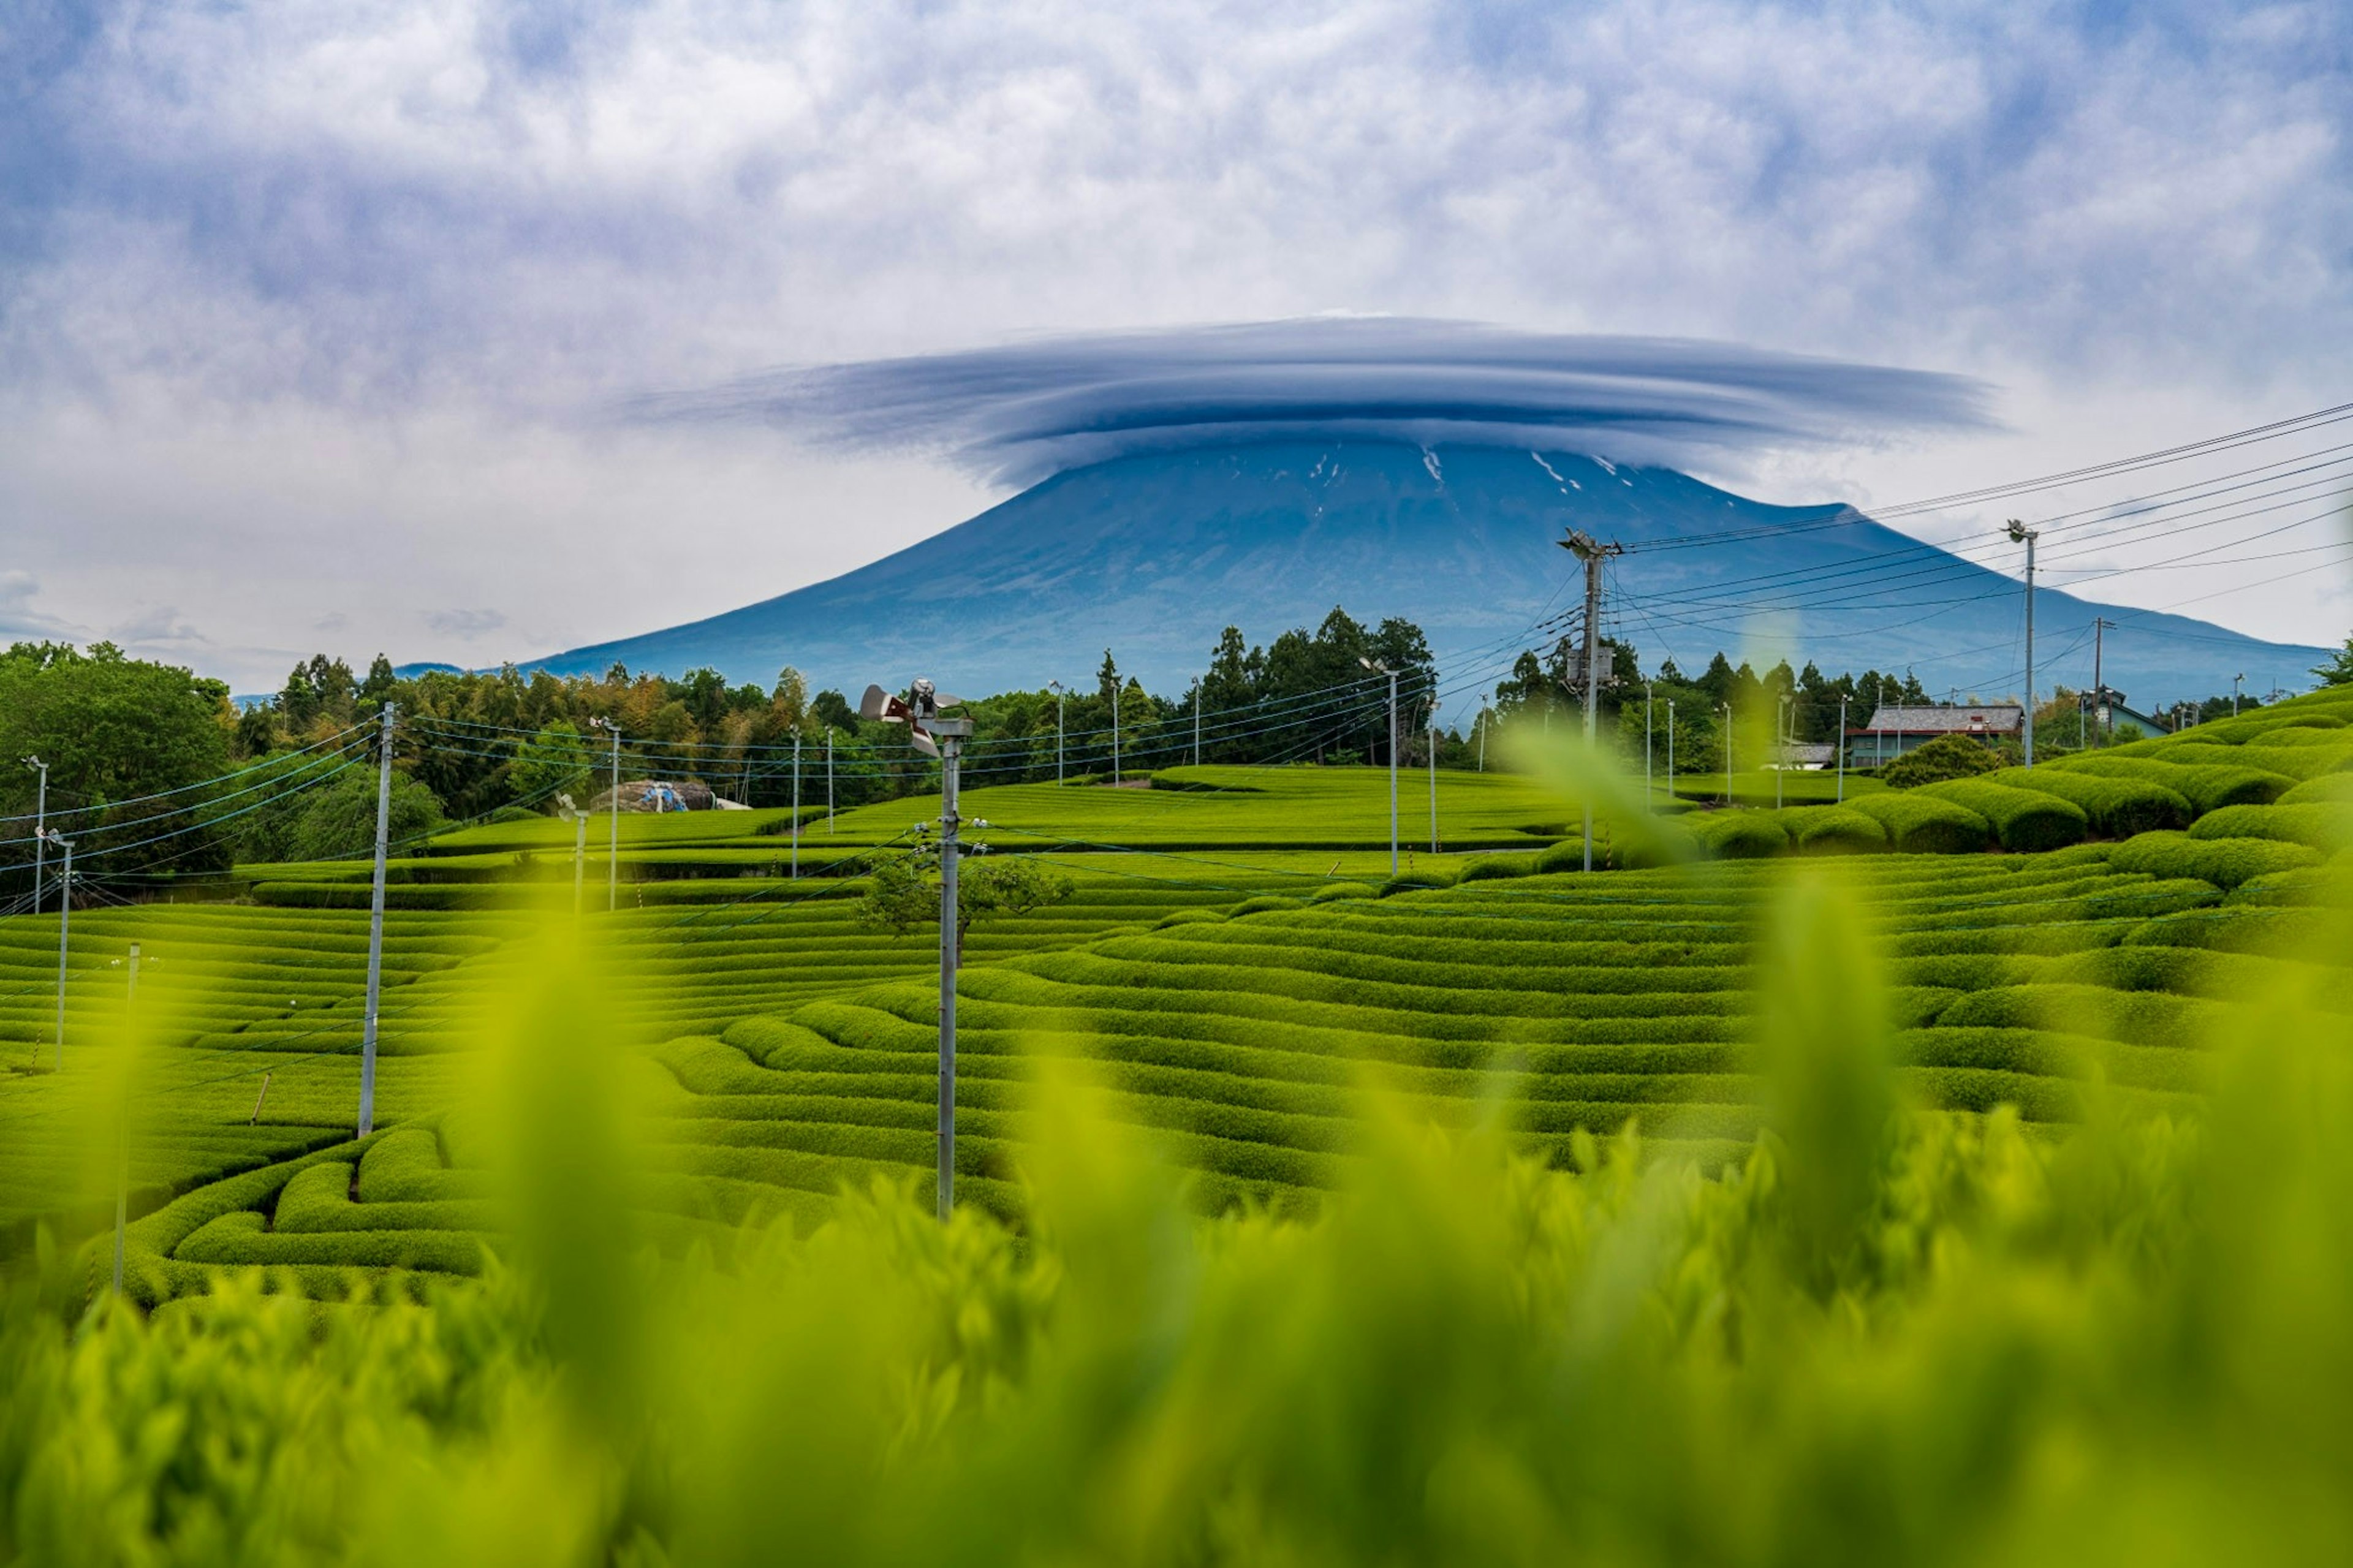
[1, 0, 2346, 687]
[423, 607, 508, 637]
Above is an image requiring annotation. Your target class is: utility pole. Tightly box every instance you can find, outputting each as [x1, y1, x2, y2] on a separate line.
[591, 718, 620, 911]
[860, 678, 969, 1219]
[1721, 703, 1733, 804]
[21, 757, 45, 917]
[2233, 673, 2245, 716]
[2092, 617, 2115, 746]
[1643, 683, 1654, 811]
[559, 796, 587, 915]
[357, 701, 394, 1138]
[1192, 680, 1202, 768]
[1427, 701, 1441, 854]
[791, 732, 801, 879]
[826, 729, 835, 830]
[113, 940, 139, 1297]
[43, 829, 70, 1070]
[1360, 657, 1400, 876]
[1047, 681, 1067, 784]
[1775, 693, 1791, 809]
[1560, 529, 1623, 873]
[1477, 697, 1488, 773]
[1666, 700, 1675, 801]
[1835, 697, 1848, 803]
[1112, 683, 1121, 786]
[2007, 519, 2040, 769]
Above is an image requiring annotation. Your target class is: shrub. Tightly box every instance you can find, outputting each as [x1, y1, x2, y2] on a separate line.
[2106, 832, 2324, 890]
[1306, 882, 1379, 903]
[2187, 803, 2353, 852]
[2061, 756, 2296, 814]
[1686, 812, 1790, 859]
[1846, 792, 1991, 854]
[1879, 733, 2006, 789]
[1771, 806, 1887, 855]
[2280, 773, 2353, 805]
[1457, 853, 1540, 882]
[1992, 767, 2189, 837]
[1915, 780, 2088, 852]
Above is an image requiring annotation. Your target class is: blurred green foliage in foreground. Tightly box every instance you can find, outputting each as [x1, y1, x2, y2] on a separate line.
[6, 864, 2353, 1566]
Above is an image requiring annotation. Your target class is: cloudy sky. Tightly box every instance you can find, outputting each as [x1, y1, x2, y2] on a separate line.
[3, 0, 2349, 691]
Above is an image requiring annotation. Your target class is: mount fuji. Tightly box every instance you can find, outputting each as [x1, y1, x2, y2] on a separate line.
[521, 440, 2326, 711]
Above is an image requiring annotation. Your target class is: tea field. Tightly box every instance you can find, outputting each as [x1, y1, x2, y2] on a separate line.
[1, 685, 2347, 1305]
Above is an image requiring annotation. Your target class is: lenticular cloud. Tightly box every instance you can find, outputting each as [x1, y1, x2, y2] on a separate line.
[631, 317, 1993, 487]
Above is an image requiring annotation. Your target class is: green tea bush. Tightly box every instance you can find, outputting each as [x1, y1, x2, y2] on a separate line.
[1991, 765, 2190, 836]
[1915, 779, 2088, 851]
[1846, 791, 1991, 854]
[2280, 773, 2353, 805]
[2107, 831, 2324, 890]
[1306, 881, 1380, 903]
[2188, 802, 2353, 851]
[1771, 805, 1887, 855]
[2059, 755, 2297, 813]
[1687, 811, 1790, 858]
[1456, 852, 1540, 881]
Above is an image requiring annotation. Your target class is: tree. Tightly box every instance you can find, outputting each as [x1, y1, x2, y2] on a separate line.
[1879, 733, 2004, 790]
[0, 641, 235, 890]
[854, 848, 1074, 958]
[2312, 636, 2353, 687]
[509, 721, 596, 808]
[287, 770, 449, 862]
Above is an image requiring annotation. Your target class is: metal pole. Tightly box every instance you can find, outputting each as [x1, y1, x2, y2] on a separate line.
[2093, 617, 2112, 746]
[1776, 694, 1789, 809]
[1193, 681, 1201, 767]
[1428, 714, 1439, 854]
[1477, 706, 1487, 773]
[1562, 531, 1619, 873]
[827, 729, 835, 830]
[1666, 701, 1675, 801]
[1644, 684, 1653, 811]
[23, 759, 45, 917]
[49, 833, 72, 1070]
[1387, 670, 1399, 876]
[113, 940, 139, 1296]
[1835, 697, 1847, 803]
[1113, 684, 1121, 786]
[2009, 520, 2039, 769]
[791, 733, 801, 879]
[1057, 689, 1065, 783]
[936, 730, 964, 1220]
[1722, 703, 1733, 804]
[357, 701, 395, 1137]
[572, 812, 586, 915]
[2234, 673, 2245, 716]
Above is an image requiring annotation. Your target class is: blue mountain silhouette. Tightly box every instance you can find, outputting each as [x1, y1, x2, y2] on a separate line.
[520, 441, 2325, 710]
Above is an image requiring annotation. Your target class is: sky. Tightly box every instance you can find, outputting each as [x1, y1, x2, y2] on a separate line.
[2, 0, 2349, 694]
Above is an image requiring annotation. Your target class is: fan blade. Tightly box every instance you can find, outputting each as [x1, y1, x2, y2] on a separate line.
[909, 730, 939, 759]
[934, 691, 966, 709]
[858, 683, 893, 721]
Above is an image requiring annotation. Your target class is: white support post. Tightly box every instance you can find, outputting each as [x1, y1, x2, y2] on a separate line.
[48, 832, 72, 1070]
[357, 702, 395, 1138]
[113, 941, 139, 1297]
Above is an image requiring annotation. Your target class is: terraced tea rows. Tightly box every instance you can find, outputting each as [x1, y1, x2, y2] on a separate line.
[106, 835, 2347, 1301]
[0, 858, 1354, 1233]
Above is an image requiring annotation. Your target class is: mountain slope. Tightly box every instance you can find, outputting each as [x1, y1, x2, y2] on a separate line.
[525, 441, 2325, 708]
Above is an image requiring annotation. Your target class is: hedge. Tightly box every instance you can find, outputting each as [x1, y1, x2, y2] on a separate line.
[1771, 805, 1887, 855]
[1306, 881, 1380, 903]
[2186, 803, 2353, 852]
[1686, 812, 1790, 859]
[2280, 773, 2353, 805]
[1990, 766, 2189, 837]
[1846, 792, 1991, 854]
[2106, 831, 2324, 890]
[2058, 756, 2297, 814]
[1915, 779, 2088, 852]
[1457, 852, 1541, 882]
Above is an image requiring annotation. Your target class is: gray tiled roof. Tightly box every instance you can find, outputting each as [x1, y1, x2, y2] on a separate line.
[1855, 704, 2023, 734]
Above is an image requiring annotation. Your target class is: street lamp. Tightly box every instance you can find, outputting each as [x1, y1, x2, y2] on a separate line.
[2007, 519, 2041, 769]
[1360, 656, 1400, 877]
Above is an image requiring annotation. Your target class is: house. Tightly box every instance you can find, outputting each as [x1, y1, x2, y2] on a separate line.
[1847, 703, 2023, 767]
[1767, 741, 1837, 771]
